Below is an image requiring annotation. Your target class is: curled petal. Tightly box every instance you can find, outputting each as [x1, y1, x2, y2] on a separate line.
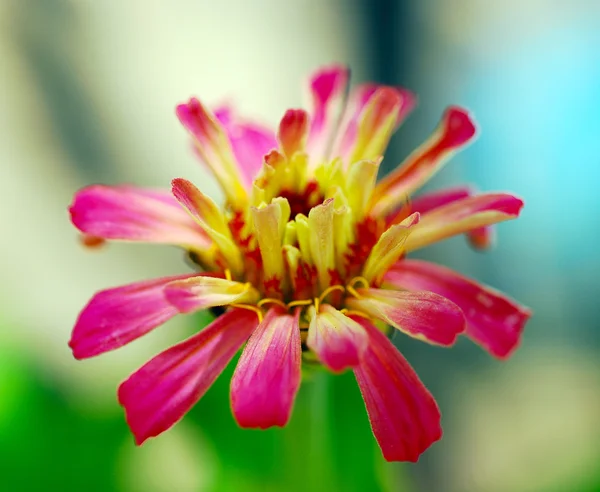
[176, 98, 247, 207]
[230, 307, 301, 428]
[307, 65, 350, 164]
[347, 288, 465, 346]
[69, 274, 199, 359]
[69, 185, 210, 248]
[404, 193, 524, 252]
[307, 305, 368, 372]
[372, 107, 477, 215]
[118, 309, 259, 445]
[385, 260, 531, 358]
[164, 276, 260, 313]
[352, 316, 442, 462]
[215, 106, 277, 187]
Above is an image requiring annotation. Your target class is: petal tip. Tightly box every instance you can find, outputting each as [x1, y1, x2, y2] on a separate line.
[443, 106, 477, 147]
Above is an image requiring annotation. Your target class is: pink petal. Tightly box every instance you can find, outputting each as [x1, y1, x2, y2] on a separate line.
[385, 260, 532, 358]
[214, 106, 277, 186]
[404, 192, 524, 251]
[118, 309, 259, 445]
[306, 65, 350, 163]
[230, 307, 301, 428]
[408, 187, 494, 250]
[410, 186, 472, 213]
[306, 304, 368, 372]
[352, 316, 442, 462]
[277, 109, 309, 158]
[69, 185, 210, 248]
[69, 273, 200, 359]
[335, 84, 416, 164]
[372, 107, 477, 215]
[347, 288, 466, 346]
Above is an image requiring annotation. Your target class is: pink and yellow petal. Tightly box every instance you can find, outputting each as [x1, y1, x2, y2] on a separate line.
[164, 276, 260, 313]
[214, 105, 277, 187]
[347, 288, 465, 346]
[69, 273, 200, 359]
[230, 307, 301, 428]
[408, 187, 494, 250]
[278, 109, 309, 159]
[352, 316, 442, 462]
[372, 107, 477, 215]
[385, 260, 531, 358]
[404, 193, 524, 252]
[118, 309, 259, 444]
[335, 84, 415, 165]
[176, 98, 248, 207]
[172, 178, 244, 275]
[70, 185, 211, 249]
[307, 65, 350, 164]
[362, 212, 419, 284]
[347, 87, 409, 164]
[307, 304, 368, 372]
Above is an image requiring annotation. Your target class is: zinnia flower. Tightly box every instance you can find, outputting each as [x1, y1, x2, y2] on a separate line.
[69, 66, 531, 462]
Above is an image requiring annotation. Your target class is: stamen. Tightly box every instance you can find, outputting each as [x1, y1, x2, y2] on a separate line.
[286, 299, 313, 309]
[314, 296, 320, 313]
[318, 284, 346, 303]
[257, 298, 288, 309]
[230, 303, 263, 322]
[346, 276, 370, 299]
[346, 285, 362, 299]
[339, 309, 372, 320]
[224, 269, 232, 281]
[348, 276, 370, 289]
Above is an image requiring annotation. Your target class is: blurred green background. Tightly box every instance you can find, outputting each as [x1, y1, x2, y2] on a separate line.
[1, 0, 599, 491]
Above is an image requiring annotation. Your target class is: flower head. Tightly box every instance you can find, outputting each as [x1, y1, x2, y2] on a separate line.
[69, 65, 531, 462]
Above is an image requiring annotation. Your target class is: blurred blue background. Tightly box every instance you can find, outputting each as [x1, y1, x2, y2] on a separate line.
[1, 1, 599, 491]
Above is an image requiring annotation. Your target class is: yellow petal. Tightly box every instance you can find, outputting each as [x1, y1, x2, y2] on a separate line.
[362, 212, 420, 283]
[344, 158, 381, 220]
[251, 200, 290, 293]
[307, 198, 336, 290]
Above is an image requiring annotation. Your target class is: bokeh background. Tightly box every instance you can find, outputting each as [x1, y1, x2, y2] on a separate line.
[1, 0, 600, 491]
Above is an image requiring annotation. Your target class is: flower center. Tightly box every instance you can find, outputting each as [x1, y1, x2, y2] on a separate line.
[277, 182, 323, 218]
